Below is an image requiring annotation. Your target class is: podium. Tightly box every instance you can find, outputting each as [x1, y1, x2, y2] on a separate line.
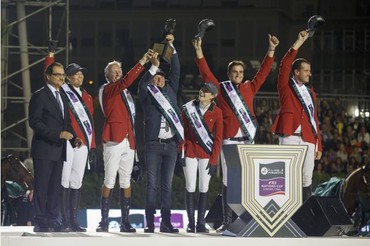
[222, 144, 308, 237]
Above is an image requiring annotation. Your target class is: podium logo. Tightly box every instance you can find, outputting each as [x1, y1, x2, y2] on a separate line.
[259, 162, 285, 196]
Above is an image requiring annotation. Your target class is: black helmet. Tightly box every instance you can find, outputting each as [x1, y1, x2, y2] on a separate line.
[195, 19, 215, 39]
[131, 163, 143, 183]
[307, 15, 325, 37]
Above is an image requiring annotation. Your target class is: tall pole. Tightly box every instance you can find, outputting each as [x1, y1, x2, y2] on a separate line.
[1, 4, 9, 152]
[16, 0, 33, 151]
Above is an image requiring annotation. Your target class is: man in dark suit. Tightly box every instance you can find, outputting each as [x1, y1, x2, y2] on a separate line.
[138, 34, 182, 233]
[29, 62, 81, 232]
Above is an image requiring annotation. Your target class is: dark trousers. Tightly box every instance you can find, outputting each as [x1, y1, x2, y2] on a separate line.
[144, 141, 177, 219]
[33, 158, 63, 227]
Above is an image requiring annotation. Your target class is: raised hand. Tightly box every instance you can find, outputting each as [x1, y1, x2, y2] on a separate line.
[268, 34, 279, 49]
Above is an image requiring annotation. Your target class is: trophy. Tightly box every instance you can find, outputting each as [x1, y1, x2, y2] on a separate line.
[152, 18, 176, 64]
[307, 15, 325, 37]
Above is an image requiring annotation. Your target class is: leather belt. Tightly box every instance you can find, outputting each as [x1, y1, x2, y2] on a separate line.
[229, 136, 250, 142]
[292, 133, 302, 136]
[156, 137, 176, 144]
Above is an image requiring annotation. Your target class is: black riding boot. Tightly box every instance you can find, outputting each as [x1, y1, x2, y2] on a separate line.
[185, 191, 195, 233]
[302, 185, 312, 203]
[69, 188, 86, 232]
[96, 190, 111, 232]
[196, 192, 209, 233]
[119, 189, 136, 232]
[61, 187, 72, 232]
[216, 185, 233, 232]
[160, 208, 179, 233]
[144, 208, 155, 233]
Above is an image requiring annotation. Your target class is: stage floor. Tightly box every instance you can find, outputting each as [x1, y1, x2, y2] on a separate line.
[1, 226, 369, 246]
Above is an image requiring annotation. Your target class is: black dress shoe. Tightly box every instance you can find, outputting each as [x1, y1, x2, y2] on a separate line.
[60, 225, 72, 232]
[186, 223, 195, 233]
[71, 224, 87, 232]
[144, 225, 154, 233]
[196, 224, 209, 233]
[33, 225, 50, 232]
[160, 222, 179, 233]
[48, 221, 63, 232]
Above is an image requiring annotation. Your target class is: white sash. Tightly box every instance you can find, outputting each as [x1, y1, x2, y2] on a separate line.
[62, 84, 93, 149]
[290, 78, 318, 137]
[183, 100, 213, 154]
[220, 81, 257, 140]
[147, 84, 184, 142]
[98, 83, 107, 115]
[99, 83, 139, 160]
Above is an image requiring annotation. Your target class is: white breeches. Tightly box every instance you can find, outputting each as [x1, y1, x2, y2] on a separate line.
[183, 157, 211, 193]
[103, 138, 134, 189]
[62, 141, 88, 189]
[279, 135, 315, 187]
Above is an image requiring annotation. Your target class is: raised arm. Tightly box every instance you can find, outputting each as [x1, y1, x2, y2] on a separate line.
[249, 34, 279, 93]
[192, 37, 204, 60]
[292, 30, 309, 50]
[266, 34, 279, 58]
[192, 37, 220, 90]
[138, 50, 160, 94]
[166, 34, 180, 92]
[277, 30, 309, 89]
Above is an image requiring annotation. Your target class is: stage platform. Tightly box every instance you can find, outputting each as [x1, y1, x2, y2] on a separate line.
[1, 226, 369, 246]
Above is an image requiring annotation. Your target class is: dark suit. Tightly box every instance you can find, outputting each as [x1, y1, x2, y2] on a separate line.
[29, 85, 75, 229]
[138, 52, 181, 228]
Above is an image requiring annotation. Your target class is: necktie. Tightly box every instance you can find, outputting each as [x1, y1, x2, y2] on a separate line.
[165, 120, 169, 132]
[55, 91, 63, 116]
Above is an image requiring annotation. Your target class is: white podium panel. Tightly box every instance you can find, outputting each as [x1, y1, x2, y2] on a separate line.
[223, 144, 308, 237]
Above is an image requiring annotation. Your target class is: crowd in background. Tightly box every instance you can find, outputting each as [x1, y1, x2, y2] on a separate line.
[251, 97, 370, 189]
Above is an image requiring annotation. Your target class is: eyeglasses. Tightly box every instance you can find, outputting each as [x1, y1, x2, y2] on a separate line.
[51, 73, 66, 78]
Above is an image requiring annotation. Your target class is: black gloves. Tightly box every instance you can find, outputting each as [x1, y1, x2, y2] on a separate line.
[48, 40, 58, 53]
[131, 162, 143, 183]
[177, 152, 186, 167]
[88, 148, 97, 167]
[206, 163, 216, 176]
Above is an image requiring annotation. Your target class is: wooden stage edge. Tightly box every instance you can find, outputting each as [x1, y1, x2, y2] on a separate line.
[1, 226, 369, 246]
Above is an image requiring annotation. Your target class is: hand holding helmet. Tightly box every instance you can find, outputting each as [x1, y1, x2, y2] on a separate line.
[307, 15, 325, 37]
[194, 19, 216, 39]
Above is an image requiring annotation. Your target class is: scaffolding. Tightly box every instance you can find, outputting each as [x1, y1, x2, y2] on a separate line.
[1, 0, 69, 155]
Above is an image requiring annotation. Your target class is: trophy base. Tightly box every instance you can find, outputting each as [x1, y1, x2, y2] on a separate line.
[152, 42, 174, 63]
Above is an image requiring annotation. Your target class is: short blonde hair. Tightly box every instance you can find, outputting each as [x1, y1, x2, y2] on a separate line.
[104, 60, 121, 82]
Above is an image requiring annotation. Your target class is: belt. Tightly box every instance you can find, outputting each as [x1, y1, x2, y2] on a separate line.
[229, 136, 250, 142]
[156, 137, 176, 144]
[292, 133, 302, 136]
